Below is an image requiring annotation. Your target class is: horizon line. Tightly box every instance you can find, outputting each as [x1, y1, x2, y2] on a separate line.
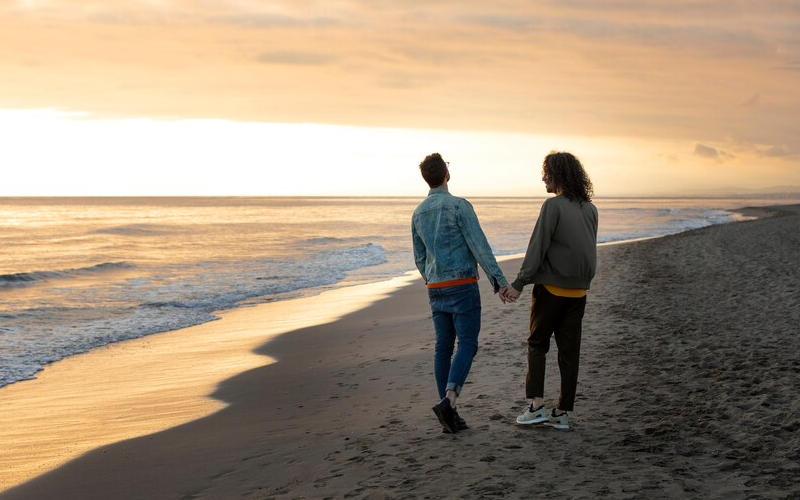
[2, 193, 800, 200]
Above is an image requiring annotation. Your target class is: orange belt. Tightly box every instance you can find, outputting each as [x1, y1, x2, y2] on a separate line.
[427, 277, 478, 289]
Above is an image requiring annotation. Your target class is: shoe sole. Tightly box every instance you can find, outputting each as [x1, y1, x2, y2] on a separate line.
[515, 417, 549, 425]
[432, 406, 458, 434]
[546, 422, 570, 431]
[442, 426, 468, 434]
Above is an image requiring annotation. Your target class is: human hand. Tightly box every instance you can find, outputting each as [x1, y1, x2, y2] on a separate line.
[502, 286, 521, 303]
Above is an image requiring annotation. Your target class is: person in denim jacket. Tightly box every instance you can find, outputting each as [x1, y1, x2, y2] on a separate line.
[411, 152, 511, 433]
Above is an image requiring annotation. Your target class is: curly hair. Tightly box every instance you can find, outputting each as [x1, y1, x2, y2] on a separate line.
[543, 152, 593, 203]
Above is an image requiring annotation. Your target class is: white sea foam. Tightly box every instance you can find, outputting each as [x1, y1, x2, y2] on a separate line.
[0, 243, 387, 387]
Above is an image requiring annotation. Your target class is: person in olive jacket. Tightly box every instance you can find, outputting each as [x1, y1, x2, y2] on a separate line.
[503, 152, 598, 431]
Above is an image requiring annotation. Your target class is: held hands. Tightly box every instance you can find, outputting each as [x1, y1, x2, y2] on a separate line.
[498, 285, 521, 303]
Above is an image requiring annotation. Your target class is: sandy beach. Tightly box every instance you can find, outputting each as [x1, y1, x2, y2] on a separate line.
[2, 205, 799, 499]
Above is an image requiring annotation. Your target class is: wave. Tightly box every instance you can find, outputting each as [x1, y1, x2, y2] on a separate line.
[0, 262, 135, 288]
[598, 234, 652, 244]
[325, 243, 386, 267]
[299, 236, 374, 246]
[597, 210, 738, 243]
[139, 243, 387, 311]
[92, 224, 177, 236]
[669, 210, 736, 231]
[0, 244, 387, 387]
[301, 236, 349, 245]
[141, 301, 195, 309]
[493, 249, 524, 256]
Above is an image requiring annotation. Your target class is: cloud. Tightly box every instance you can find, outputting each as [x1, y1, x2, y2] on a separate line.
[456, 8, 778, 58]
[86, 11, 163, 25]
[694, 143, 719, 158]
[694, 143, 737, 160]
[15, 0, 52, 9]
[775, 59, 800, 72]
[375, 71, 433, 89]
[212, 14, 341, 28]
[760, 145, 791, 157]
[658, 152, 679, 163]
[457, 13, 538, 32]
[1, 0, 798, 160]
[257, 51, 334, 65]
[554, 0, 800, 20]
[741, 93, 760, 106]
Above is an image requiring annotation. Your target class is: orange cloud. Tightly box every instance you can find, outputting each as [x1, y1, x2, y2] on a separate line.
[0, 0, 798, 193]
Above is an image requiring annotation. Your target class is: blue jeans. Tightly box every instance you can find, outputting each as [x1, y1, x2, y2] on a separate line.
[427, 283, 482, 398]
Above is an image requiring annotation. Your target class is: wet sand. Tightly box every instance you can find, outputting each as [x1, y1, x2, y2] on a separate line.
[2, 205, 799, 499]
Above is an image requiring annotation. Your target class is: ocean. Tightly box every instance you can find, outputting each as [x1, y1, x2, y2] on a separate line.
[0, 195, 795, 387]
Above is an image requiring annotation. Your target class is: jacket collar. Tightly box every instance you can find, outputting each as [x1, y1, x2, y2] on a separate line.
[427, 186, 449, 196]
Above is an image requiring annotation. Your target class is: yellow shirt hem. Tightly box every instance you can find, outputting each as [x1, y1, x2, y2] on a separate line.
[543, 284, 587, 298]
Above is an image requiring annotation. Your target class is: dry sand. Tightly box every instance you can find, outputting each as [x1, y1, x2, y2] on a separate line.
[2, 205, 799, 499]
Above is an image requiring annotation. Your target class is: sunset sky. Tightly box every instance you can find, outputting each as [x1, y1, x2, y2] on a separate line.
[1, 1, 798, 196]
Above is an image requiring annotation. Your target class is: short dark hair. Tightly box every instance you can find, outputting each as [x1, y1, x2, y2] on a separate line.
[419, 153, 448, 188]
[543, 152, 593, 203]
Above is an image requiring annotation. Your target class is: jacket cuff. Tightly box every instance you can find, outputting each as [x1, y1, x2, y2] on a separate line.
[511, 279, 525, 292]
[489, 275, 507, 293]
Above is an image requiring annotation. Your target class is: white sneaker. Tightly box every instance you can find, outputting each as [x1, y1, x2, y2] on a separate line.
[546, 409, 569, 431]
[515, 404, 549, 425]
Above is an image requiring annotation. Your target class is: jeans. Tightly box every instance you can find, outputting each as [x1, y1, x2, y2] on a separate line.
[427, 282, 482, 399]
[526, 284, 586, 411]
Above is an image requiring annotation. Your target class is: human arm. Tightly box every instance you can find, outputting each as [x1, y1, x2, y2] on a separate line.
[511, 199, 557, 292]
[457, 199, 508, 293]
[411, 219, 428, 283]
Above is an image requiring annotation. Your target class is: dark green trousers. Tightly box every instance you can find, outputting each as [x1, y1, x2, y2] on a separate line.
[526, 283, 586, 411]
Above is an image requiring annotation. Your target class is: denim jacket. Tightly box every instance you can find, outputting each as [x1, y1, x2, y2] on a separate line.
[411, 187, 508, 292]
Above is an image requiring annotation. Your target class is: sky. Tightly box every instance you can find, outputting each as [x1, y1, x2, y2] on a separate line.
[1, 0, 798, 196]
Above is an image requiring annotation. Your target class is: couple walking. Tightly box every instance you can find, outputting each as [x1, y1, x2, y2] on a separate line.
[411, 152, 597, 433]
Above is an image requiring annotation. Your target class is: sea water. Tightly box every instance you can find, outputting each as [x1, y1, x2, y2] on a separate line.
[1, 196, 796, 387]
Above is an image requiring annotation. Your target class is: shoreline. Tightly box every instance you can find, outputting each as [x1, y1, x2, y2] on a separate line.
[0, 202, 761, 392]
[1, 203, 797, 498]
[0, 216, 746, 394]
[0, 271, 418, 492]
